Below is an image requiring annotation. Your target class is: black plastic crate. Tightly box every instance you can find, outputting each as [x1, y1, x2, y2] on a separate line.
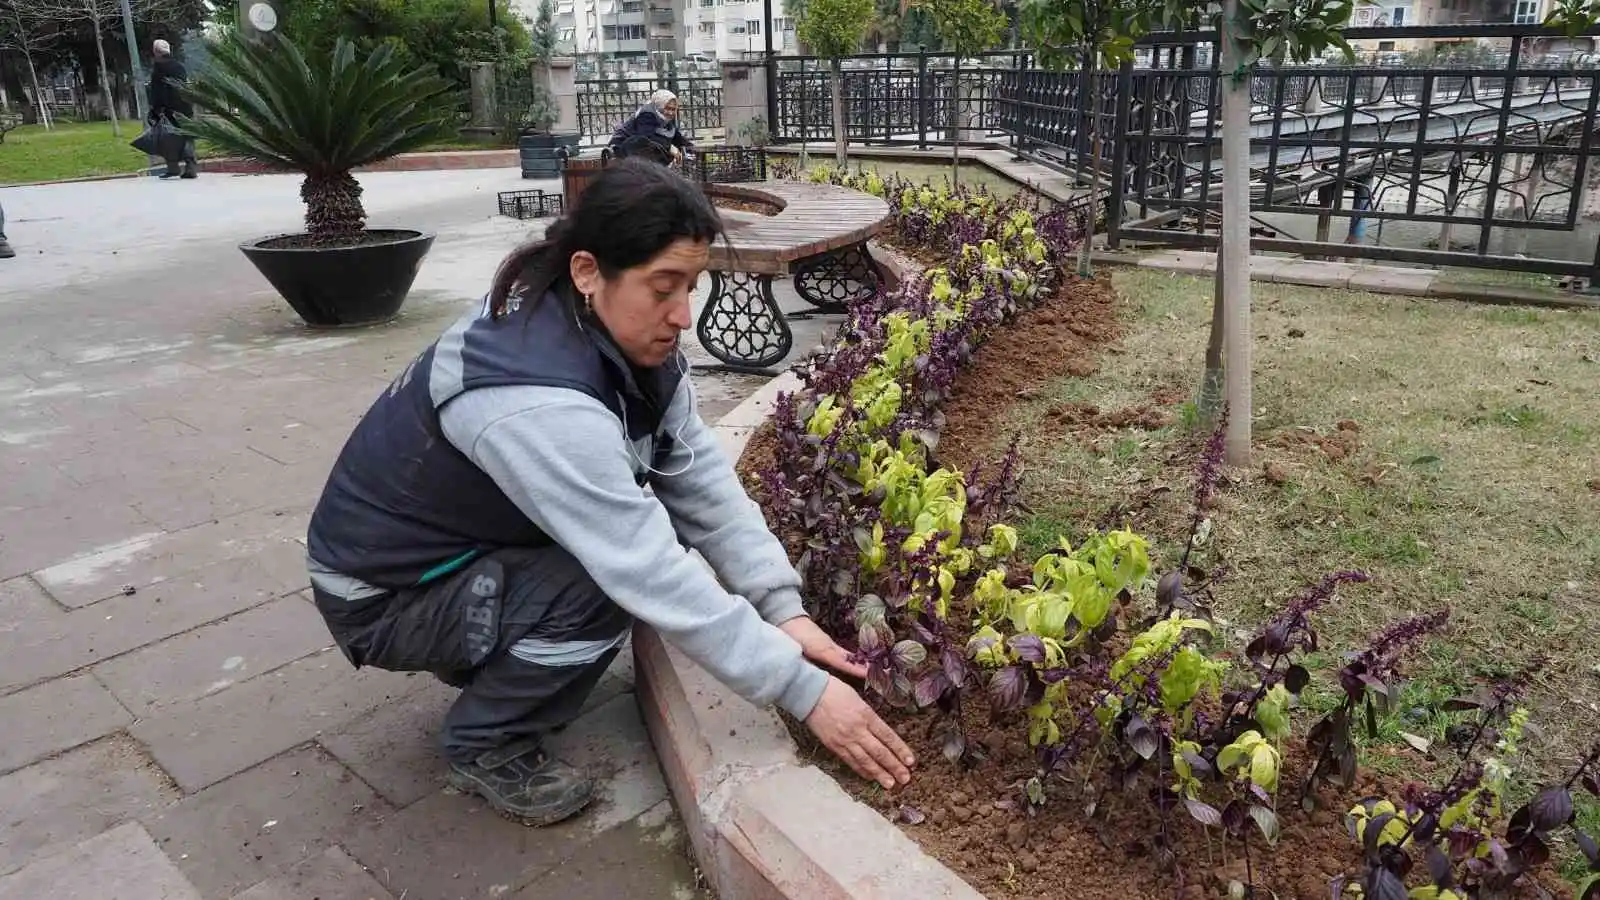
[497, 189, 564, 220]
[684, 146, 768, 185]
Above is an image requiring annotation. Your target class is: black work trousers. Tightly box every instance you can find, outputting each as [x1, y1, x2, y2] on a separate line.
[311, 546, 632, 765]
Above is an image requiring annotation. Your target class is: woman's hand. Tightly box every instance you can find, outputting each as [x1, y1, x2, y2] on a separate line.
[779, 616, 866, 679]
[805, 676, 915, 790]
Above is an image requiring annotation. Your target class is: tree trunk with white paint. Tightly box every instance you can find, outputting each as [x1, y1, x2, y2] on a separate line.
[90, 8, 121, 138]
[1219, 0, 1251, 466]
[831, 58, 847, 167]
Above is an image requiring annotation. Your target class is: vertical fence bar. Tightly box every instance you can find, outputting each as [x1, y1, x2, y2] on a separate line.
[1405, 71, 1437, 216]
[1478, 35, 1524, 256]
[918, 51, 929, 149]
[1108, 59, 1135, 249]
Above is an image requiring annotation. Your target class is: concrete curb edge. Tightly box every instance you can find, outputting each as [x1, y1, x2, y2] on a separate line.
[630, 250, 985, 900]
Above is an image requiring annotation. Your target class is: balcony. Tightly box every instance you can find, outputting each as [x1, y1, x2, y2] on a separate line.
[650, 8, 675, 24]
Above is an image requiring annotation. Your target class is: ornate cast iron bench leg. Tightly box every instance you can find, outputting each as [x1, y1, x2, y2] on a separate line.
[791, 242, 882, 317]
[692, 269, 794, 377]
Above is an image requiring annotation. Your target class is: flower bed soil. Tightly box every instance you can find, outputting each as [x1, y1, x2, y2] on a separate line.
[708, 195, 780, 216]
[736, 274, 1572, 900]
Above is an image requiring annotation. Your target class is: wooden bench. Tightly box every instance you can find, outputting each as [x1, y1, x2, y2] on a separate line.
[696, 181, 892, 375]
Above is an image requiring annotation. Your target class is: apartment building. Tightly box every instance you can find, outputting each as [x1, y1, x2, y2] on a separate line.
[1350, 0, 1592, 57]
[514, 0, 681, 59]
[680, 0, 800, 59]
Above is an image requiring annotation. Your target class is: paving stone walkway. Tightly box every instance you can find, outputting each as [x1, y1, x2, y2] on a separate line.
[0, 169, 833, 899]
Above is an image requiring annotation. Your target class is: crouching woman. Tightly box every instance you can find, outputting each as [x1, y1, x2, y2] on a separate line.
[304, 159, 913, 826]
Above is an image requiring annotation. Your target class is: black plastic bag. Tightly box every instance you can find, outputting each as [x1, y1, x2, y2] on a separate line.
[131, 121, 184, 161]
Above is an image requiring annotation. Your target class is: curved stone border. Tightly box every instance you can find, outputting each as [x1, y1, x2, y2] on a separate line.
[632, 247, 984, 900]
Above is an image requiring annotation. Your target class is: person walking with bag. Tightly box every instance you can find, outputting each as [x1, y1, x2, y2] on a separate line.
[147, 39, 197, 180]
[305, 159, 915, 827]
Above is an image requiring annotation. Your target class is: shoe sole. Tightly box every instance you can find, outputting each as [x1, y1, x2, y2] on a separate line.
[445, 768, 596, 827]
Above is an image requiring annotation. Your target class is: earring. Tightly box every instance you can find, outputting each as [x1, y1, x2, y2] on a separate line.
[583, 293, 594, 313]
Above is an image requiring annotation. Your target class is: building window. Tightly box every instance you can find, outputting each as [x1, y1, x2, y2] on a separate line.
[1514, 0, 1539, 22]
[603, 24, 648, 39]
[728, 21, 746, 33]
[698, 21, 716, 33]
[1378, 40, 1396, 50]
[747, 19, 761, 34]
[559, 26, 576, 40]
[774, 16, 794, 30]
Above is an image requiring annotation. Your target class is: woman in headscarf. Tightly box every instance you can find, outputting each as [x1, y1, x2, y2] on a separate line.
[607, 88, 694, 165]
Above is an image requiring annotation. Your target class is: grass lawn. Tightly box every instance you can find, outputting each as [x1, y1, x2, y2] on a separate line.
[996, 267, 1599, 876]
[0, 121, 512, 185]
[0, 120, 153, 185]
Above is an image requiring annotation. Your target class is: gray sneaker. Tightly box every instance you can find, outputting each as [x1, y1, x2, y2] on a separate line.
[0, 239, 13, 259]
[447, 738, 594, 826]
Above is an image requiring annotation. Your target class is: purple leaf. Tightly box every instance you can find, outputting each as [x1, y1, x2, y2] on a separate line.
[1156, 570, 1183, 608]
[1575, 828, 1599, 866]
[1124, 714, 1159, 760]
[1285, 663, 1311, 693]
[858, 621, 887, 654]
[896, 804, 926, 825]
[866, 664, 892, 698]
[892, 640, 928, 669]
[942, 647, 967, 689]
[913, 671, 950, 709]
[1221, 799, 1248, 836]
[1527, 786, 1575, 831]
[1583, 772, 1600, 797]
[1181, 750, 1214, 777]
[1425, 843, 1454, 886]
[988, 666, 1027, 712]
[1185, 798, 1223, 827]
[1363, 867, 1409, 900]
[1008, 634, 1047, 664]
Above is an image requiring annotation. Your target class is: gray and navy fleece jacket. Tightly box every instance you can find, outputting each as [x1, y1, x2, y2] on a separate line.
[305, 286, 829, 720]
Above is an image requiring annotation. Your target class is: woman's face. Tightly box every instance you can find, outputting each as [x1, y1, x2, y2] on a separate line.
[570, 238, 708, 368]
[663, 98, 680, 119]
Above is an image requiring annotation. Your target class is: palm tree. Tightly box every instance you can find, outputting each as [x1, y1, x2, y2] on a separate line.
[179, 31, 460, 245]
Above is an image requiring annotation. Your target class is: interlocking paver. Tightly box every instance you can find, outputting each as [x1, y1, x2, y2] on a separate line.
[0, 673, 131, 775]
[130, 649, 426, 792]
[230, 846, 395, 900]
[32, 506, 307, 609]
[94, 595, 333, 717]
[0, 557, 300, 695]
[0, 821, 201, 900]
[316, 678, 459, 809]
[140, 746, 390, 900]
[0, 735, 178, 876]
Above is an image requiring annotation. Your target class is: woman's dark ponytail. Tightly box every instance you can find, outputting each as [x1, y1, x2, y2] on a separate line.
[486, 159, 723, 321]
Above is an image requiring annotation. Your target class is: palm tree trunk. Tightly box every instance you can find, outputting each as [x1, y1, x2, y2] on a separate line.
[90, 11, 121, 138]
[301, 172, 366, 242]
[831, 58, 847, 168]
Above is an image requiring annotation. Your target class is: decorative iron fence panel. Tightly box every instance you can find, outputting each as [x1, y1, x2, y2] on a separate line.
[1105, 26, 1600, 276]
[771, 52, 1025, 147]
[574, 73, 723, 142]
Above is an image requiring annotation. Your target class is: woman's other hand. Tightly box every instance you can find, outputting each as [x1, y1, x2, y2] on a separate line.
[779, 615, 865, 679]
[804, 676, 916, 790]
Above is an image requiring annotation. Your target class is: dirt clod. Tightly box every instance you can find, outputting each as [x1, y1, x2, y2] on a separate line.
[1263, 460, 1289, 485]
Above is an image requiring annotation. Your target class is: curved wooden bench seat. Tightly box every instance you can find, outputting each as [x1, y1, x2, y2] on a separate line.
[696, 181, 892, 375]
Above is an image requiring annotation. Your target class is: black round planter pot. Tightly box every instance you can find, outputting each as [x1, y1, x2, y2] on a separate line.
[239, 229, 436, 328]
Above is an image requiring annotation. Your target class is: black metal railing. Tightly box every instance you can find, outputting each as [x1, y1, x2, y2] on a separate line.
[770, 51, 1029, 147]
[1103, 25, 1600, 277]
[574, 72, 723, 142]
